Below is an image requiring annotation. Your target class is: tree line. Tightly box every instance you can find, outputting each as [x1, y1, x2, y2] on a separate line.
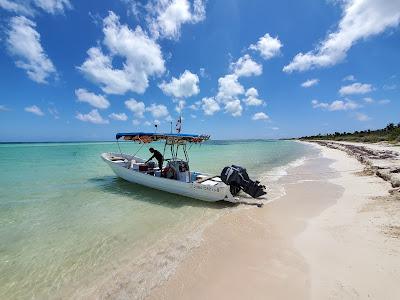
[300, 123, 400, 143]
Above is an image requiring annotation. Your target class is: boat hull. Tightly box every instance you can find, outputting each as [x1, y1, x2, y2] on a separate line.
[101, 153, 236, 202]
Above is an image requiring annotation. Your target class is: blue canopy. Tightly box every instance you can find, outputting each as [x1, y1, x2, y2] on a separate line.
[116, 132, 210, 143]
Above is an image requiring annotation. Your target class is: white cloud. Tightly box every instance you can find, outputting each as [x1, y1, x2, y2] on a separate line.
[201, 97, 220, 116]
[216, 74, 244, 104]
[0, 0, 71, 15]
[109, 112, 128, 121]
[132, 119, 140, 126]
[0, 0, 34, 15]
[249, 33, 282, 60]
[224, 99, 242, 117]
[25, 105, 44, 116]
[301, 78, 319, 88]
[339, 82, 373, 95]
[146, 103, 169, 118]
[48, 105, 59, 119]
[312, 99, 360, 111]
[159, 70, 199, 98]
[79, 12, 165, 95]
[190, 114, 197, 118]
[189, 100, 201, 110]
[144, 121, 152, 126]
[243, 87, 264, 106]
[199, 67, 207, 78]
[6, 16, 56, 84]
[363, 97, 391, 105]
[343, 74, 356, 81]
[76, 109, 109, 124]
[271, 127, 279, 130]
[125, 99, 146, 118]
[252, 112, 269, 121]
[230, 54, 262, 77]
[147, 0, 206, 40]
[75, 88, 110, 109]
[33, 0, 71, 14]
[283, 0, 400, 72]
[355, 112, 370, 121]
[175, 99, 186, 113]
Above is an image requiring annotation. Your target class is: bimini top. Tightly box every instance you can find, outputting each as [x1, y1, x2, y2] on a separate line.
[116, 132, 210, 143]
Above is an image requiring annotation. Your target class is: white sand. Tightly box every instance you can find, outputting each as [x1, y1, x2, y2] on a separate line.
[147, 143, 400, 300]
[297, 144, 400, 299]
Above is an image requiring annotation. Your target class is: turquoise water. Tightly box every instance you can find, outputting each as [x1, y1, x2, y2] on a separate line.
[0, 140, 312, 299]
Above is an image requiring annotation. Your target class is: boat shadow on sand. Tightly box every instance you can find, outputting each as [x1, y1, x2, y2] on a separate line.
[89, 176, 236, 209]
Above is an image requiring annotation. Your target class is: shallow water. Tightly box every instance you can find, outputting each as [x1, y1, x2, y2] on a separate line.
[0, 140, 313, 299]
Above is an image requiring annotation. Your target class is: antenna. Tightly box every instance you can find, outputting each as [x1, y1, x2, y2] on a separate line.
[154, 123, 158, 133]
[170, 121, 172, 133]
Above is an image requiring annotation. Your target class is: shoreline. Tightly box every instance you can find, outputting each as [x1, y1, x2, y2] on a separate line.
[147, 141, 400, 299]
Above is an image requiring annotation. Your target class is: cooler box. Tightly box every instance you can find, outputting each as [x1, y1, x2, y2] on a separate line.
[139, 164, 149, 171]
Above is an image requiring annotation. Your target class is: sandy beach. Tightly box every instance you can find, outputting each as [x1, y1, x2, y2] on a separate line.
[148, 142, 400, 299]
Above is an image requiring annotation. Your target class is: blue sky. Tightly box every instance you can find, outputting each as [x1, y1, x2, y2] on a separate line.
[0, 0, 399, 142]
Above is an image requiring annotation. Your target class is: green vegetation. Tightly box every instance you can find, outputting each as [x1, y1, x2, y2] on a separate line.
[300, 123, 400, 143]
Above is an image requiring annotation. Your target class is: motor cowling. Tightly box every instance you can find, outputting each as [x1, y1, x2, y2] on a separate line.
[220, 165, 266, 198]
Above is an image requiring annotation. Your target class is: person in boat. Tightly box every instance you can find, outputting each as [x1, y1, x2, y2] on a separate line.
[146, 147, 164, 170]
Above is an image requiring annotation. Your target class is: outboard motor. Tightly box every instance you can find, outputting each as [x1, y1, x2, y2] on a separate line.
[220, 165, 266, 198]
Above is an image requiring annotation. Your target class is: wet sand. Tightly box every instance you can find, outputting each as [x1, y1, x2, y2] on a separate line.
[147, 143, 400, 299]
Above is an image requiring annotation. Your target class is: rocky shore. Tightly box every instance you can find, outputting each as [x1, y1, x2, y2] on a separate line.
[310, 140, 400, 189]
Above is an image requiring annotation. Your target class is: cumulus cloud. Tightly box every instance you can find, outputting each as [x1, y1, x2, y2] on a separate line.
[25, 105, 44, 116]
[224, 99, 242, 117]
[132, 119, 140, 126]
[76, 109, 109, 124]
[0, 0, 71, 15]
[159, 70, 199, 98]
[147, 0, 206, 40]
[284, 0, 400, 72]
[216, 74, 244, 104]
[79, 12, 165, 95]
[109, 112, 128, 121]
[249, 33, 282, 60]
[301, 78, 319, 88]
[214, 74, 246, 116]
[201, 97, 220, 116]
[75, 88, 110, 109]
[355, 112, 370, 121]
[230, 54, 262, 77]
[252, 112, 269, 121]
[146, 103, 169, 118]
[125, 99, 146, 118]
[6, 16, 56, 84]
[243, 87, 264, 106]
[339, 82, 373, 95]
[312, 99, 360, 111]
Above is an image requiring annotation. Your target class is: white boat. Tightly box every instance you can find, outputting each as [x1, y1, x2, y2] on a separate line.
[101, 132, 266, 203]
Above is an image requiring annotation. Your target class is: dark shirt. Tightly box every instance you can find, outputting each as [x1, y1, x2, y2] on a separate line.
[148, 150, 163, 162]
